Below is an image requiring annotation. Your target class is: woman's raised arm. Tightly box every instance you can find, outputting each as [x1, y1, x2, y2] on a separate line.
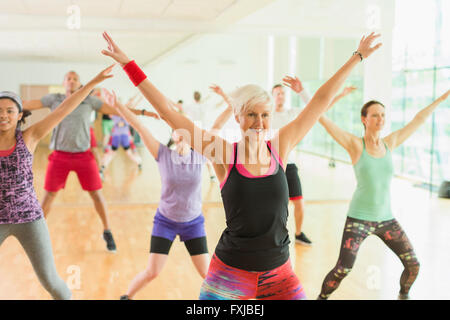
[100, 31, 230, 166]
[275, 33, 381, 163]
[23, 64, 115, 153]
[384, 89, 450, 150]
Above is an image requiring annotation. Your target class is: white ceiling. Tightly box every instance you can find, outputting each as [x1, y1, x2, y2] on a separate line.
[0, 0, 397, 65]
[0, 0, 241, 19]
[0, 0, 276, 63]
[236, 0, 395, 38]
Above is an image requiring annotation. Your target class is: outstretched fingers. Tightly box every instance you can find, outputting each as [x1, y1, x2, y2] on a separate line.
[341, 86, 357, 96]
[126, 93, 139, 108]
[210, 84, 224, 95]
[111, 90, 118, 105]
[93, 64, 115, 83]
[103, 63, 116, 75]
[360, 35, 366, 45]
[367, 33, 381, 45]
[440, 89, 450, 100]
[371, 42, 383, 52]
[358, 32, 382, 58]
[102, 33, 113, 53]
[147, 112, 160, 120]
[282, 76, 296, 88]
[282, 75, 295, 82]
[103, 31, 115, 49]
[282, 80, 293, 88]
[101, 31, 129, 64]
[101, 48, 113, 58]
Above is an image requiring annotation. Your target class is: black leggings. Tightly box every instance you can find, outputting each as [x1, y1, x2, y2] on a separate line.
[150, 236, 208, 256]
[319, 217, 420, 299]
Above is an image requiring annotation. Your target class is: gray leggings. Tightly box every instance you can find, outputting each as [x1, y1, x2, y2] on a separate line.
[0, 218, 72, 300]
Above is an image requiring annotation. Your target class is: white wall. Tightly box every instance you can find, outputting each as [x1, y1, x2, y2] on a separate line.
[144, 33, 269, 102]
[0, 59, 132, 95]
[363, 0, 395, 136]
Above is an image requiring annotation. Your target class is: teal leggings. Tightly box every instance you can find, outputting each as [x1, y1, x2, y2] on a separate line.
[0, 218, 72, 300]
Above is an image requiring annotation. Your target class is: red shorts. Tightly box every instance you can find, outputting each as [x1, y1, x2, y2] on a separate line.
[44, 150, 102, 192]
[90, 127, 97, 148]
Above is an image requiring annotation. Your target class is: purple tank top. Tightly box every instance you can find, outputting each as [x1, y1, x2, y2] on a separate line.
[111, 115, 131, 136]
[0, 130, 44, 224]
[156, 144, 206, 222]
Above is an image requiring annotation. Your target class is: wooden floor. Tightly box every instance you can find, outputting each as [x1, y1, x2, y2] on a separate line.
[0, 146, 449, 300]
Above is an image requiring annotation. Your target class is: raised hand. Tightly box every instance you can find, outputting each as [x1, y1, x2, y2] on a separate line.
[101, 31, 131, 66]
[340, 86, 357, 97]
[25, 64, 115, 148]
[92, 64, 116, 84]
[282, 76, 304, 93]
[125, 94, 159, 119]
[210, 84, 226, 97]
[210, 84, 234, 109]
[143, 111, 160, 120]
[357, 32, 382, 59]
[125, 94, 142, 109]
[101, 88, 118, 108]
[437, 89, 450, 102]
[103, 88, 160, 120]
[134, 96, 143, 108]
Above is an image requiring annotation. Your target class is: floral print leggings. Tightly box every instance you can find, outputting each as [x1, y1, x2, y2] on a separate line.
[319, 217, 420, 299]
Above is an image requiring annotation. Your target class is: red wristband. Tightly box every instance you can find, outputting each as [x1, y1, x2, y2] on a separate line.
[123, 60, 147, 86]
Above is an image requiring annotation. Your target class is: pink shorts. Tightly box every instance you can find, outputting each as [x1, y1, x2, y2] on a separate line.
[44, 150, 102, 192]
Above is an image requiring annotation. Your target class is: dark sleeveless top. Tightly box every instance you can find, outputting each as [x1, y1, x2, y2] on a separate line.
[215, 142, 290, 271]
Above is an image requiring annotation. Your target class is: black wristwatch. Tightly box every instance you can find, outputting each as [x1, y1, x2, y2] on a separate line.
[353, 51, 363, 61]
[141, 109, 145, 115]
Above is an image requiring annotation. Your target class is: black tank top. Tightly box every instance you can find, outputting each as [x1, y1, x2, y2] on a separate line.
[215, 142, 290, 271]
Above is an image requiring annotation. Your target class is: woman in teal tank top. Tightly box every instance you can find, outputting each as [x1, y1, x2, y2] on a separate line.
[316, 89, 450, 300]
[347, 137, 394, 222]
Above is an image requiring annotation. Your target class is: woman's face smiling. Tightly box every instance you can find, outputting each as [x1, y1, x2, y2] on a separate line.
[361, 103, 385, 132]
[0, 99, 21, 132]
[236, 102, 272, 142]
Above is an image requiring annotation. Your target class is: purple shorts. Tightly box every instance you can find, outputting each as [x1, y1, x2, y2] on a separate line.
[111, 134, 130, 150]
[152, 209, 206, 242]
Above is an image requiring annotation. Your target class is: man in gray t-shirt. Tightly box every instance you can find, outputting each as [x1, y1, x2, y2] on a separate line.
[40, 92, 103, 152]
[23, 70, 154, 252]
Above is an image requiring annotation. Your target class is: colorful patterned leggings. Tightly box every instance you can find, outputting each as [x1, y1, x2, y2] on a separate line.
[199, 254, 306, 300]
[319, 217, 420, 299]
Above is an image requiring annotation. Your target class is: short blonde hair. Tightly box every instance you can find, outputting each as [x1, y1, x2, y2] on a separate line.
[228, 84, 273, 116]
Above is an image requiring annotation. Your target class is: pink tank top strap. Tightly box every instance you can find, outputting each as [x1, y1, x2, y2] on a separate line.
[236, 148, 276, 178]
